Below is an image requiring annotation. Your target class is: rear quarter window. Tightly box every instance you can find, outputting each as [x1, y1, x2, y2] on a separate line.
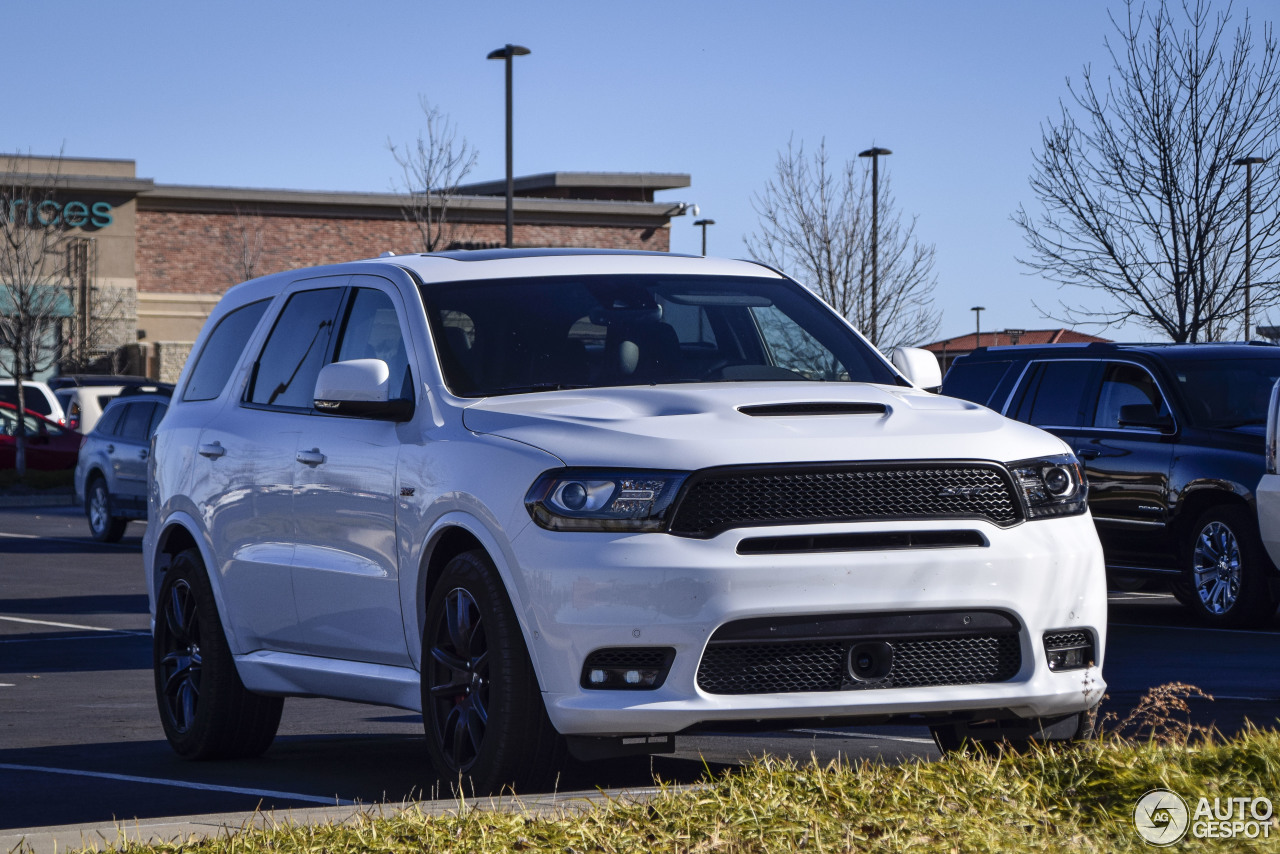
[182, 299, 271, 402]
[942, 360, 1013, 406]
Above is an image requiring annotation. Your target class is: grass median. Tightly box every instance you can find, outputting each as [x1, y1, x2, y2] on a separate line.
[27, 686, 1280, 854]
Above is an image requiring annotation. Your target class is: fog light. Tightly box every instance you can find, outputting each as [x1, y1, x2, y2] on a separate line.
[581, 648, 675, 690]
[1043, 630, 1094, 672]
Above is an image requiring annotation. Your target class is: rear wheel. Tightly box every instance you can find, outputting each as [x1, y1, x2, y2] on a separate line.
[86, 478, 127, 543]
[1182, 506, 1278, 628]
[153, 548, 283, 759]
[422, 549, 565, 794]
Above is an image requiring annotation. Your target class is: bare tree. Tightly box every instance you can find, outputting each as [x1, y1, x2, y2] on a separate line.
[746, 138, 941, 350]
[389, 98, 479, 253]
[223, 205, 268, 284]
[1015, 0, 1280, 342]
[1, 153, 130, 476]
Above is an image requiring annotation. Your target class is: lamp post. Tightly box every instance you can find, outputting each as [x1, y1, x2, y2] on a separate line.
[487, 43, 531, 249]
[971, 306, 985, 348]
[1234, 155, 1267, 340]
[693, 218, 715, 256]
[858, 146, 892, 345]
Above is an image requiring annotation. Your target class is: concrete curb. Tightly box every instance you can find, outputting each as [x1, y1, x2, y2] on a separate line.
[0, 786, 674, 854]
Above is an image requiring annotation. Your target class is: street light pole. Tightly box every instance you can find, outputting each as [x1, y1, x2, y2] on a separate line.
[1234, 155, 1267, 340]
[487, 44, 531, 249]
[693, 218, 715, 256]
[858, 146, 892, 346]
[971, 306, 985, 348]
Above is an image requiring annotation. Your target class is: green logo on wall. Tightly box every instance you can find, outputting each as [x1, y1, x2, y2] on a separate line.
[3, 199, 114, 229]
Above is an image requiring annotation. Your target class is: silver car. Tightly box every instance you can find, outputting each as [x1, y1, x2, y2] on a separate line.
[74, 393, 170, 541]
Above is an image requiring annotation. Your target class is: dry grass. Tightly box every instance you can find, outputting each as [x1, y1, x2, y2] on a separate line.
[31, 684, 1276, 854]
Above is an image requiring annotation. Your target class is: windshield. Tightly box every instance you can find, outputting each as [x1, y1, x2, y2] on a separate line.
[1167, 357, 1280, 428]
[419, 274, 900, 397]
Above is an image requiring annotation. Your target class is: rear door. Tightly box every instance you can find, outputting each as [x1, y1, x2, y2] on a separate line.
[109, 400, 158, 509]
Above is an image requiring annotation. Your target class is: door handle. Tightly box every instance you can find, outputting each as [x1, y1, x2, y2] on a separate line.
[296, 448, 326, 466]
[106, 444, 115, 454]
[198, 442, 226, 459]
[138, 449, 149, 460]
[1076, 448, 1100, 460]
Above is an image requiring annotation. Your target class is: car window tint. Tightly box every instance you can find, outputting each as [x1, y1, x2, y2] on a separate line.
[118, 402, 156, 442]
[248, 288, 343, 409]
[94, 403, 124, 436]
[1093, 363, 1168, 428]
[335, 287, 412, 400]
[1015, 361, 1094, 428]
[0, 386, 53, 416]
[183, 299, 271, 402]
[147, 402, 169, 437]
[942, 360, 1013, 406]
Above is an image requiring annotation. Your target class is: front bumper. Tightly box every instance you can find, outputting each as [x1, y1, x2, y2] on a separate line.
[508, 513, 1108, 736]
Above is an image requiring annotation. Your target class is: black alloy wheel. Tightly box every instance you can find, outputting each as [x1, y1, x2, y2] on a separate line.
[152, 548, 283, 759]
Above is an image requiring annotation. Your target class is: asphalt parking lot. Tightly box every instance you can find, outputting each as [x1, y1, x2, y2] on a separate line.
[3, 506, 1279, 834]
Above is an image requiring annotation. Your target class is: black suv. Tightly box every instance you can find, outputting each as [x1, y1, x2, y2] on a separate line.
[943, 342, 1280, 627]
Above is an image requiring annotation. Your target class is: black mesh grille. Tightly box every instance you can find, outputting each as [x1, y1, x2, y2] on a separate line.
[669, 463, 1021, 537]
[583, 648, 673, 669]
[697, 634, 1022, 695]
[1043, 631, 1090, 650]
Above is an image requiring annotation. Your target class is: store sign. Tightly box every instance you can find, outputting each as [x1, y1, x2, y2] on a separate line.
[3, 199, 114, 229]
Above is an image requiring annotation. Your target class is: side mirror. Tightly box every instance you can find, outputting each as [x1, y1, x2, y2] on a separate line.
[889, 347, 942, 392]
[314, 359, 414, 421]
[1267, 378, 1280, 474]
[1117, 403, 1173, 431]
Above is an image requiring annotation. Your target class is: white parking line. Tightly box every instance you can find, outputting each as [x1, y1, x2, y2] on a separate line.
[0, 615, 138, 633]
[791, 728, 936, 745]
[0, 764, 354, 806]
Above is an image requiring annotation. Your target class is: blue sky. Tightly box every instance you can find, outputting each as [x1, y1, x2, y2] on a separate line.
[8, 0, 1248, 343]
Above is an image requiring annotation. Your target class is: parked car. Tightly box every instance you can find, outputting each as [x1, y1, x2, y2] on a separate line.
[74, 394, 170, 542]
[145, 249, 1107, 791]
[48, 374, 156, 391]
[943, 341, 1280, 627]
[0, 402, 81, 470]
[57, 382, 174, 433]
[0, 380, 66, 426]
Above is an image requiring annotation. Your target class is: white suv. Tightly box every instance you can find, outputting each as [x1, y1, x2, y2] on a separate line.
[145, 249, 1107, 791]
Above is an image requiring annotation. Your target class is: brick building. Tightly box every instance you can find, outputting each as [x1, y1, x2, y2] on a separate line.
[3, 155, 691, 381]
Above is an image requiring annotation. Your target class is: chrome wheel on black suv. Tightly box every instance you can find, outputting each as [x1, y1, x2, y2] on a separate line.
[1183, 507, 1278, 628]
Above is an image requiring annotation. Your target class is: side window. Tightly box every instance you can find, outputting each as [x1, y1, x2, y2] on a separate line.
[1012, 361, 1095, 428]
[334, 288, 412, 400]
[117, 403, 156, 442]
[942, 360, 1013, 406]
[1093, 363, 1168, 428]
[95, 404, 125, 436]
[183, 299, 271, 402]
[247, 288, 343, 409]
[147, 402, 169, 437]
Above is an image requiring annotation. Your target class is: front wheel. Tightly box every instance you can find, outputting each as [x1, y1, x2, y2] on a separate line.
[1183, 506, 1278, 628]
[86, 478, 127, 543]
[422, 549, 565, 794]
[153, 548, 283, 759]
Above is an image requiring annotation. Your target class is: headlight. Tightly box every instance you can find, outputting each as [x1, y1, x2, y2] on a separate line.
[1008, 453, 1088, 520]
[525, 469, 689, 532]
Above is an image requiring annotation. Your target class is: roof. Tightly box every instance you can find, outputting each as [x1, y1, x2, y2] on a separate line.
[922, 329, 1111, 351]
[456, 172, 691, 202]
[959, 340, 1280, 363]
[381, 248, 782, 283]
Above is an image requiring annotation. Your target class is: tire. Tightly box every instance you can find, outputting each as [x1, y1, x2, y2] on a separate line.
[86, 477, 127, 543]
[153, 548, 283, 759]
[1182, 506, 1278, 628]
[421, 549, 566, 794]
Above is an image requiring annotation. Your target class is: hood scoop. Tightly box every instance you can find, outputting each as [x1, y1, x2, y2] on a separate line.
[737, 402, 889, 417]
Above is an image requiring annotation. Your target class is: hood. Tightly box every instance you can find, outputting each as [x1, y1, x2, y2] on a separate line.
[460, 383, 1068, 470]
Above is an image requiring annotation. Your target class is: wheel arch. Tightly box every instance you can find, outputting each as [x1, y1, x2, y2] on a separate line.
[410, 514, 544, 684]
[1173, 484, 1253, 560]
[147, 512, 243, 647]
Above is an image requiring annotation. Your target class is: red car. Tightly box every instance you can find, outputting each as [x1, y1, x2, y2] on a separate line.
[0, 402, 82, 470]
